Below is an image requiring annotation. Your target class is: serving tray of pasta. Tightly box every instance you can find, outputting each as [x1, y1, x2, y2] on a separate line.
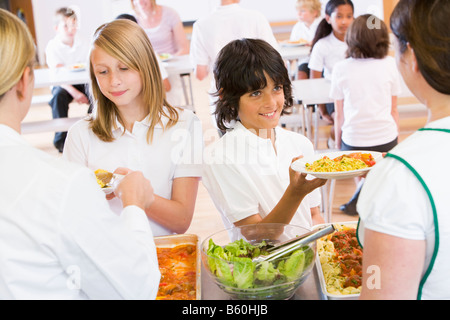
[154, 234, 201, 300]
[314, 222, 362, 300]
[291, 151, 383, 180]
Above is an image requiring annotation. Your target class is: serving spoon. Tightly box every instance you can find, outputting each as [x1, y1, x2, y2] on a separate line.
[252, 224, 336, 263]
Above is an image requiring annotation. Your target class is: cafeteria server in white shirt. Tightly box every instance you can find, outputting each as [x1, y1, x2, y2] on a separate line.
[189, 0, 279, 131]
[0, 9, 160, 300]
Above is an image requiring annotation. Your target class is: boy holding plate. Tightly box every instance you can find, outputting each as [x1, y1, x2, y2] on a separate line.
[203, 39, 327, 230]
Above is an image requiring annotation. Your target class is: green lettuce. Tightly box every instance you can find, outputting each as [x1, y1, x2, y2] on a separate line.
[207, 238, 312, 289]
[279, 249, 305, 281]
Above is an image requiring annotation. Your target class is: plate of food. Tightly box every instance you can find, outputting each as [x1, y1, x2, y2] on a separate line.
[291, 151, 383, 180]
[94, 169, 124, 194]
[68, 63, 86, 72]
[314, 222, 362, 300]
[159, 53, 173, 62]
[280, 39, 309, 47]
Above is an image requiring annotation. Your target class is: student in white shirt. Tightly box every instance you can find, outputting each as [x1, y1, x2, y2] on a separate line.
[190, 0, 278, 132]
[358, 0, 450, 300]
[203, 39, 326, 229]
[330, 14, 401, 216]
[45, 7, 91, 153]
[0, 9, 160, 300]
[63, 20, 203, 236]
[289, 0, 322, 79]
[308, 0, 354, 125]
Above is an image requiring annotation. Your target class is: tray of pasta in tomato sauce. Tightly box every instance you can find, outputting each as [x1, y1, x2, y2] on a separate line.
[154, 234, 201, 300]
[314, 222, 362, 300]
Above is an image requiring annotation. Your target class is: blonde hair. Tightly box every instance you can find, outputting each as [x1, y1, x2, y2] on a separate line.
[130, 0, 156, 11]
[296, 0, 322, 15]
[0, 9, 35, 101]
[89, 19, 178, 143]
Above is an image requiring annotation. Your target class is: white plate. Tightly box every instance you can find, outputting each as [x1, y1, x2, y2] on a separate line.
[159, 53, 173, 62]
[97, 173, 125, 194]
[280, 41, 308, 47]
[291, 151, 383, 180]
[68, 64, 86, 72]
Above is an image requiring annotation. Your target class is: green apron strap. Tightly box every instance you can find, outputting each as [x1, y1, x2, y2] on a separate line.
[418, 128, 450, 134]
[355, 127, 448, 299]
[384, 153, 440, 300]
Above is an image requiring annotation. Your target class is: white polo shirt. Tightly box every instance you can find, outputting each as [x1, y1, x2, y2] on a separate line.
[203, 121, 321, 230]
[290, 17, 322, 43]
[308, 32, 347, 80]
[190, 3, 279, 120]
[45, 35, 90, 68]
[63, 109, 203, 236]
[190, 4, 279, 72]
[330, 56, 401, 147]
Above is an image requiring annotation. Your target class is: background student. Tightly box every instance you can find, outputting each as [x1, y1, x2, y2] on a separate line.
[63, 19, 203, 236]
[45, 7, 92, 153]
[131, 0, 189, 108]
[330, 14, 401, 216]
[358, 0, 450, 300]
[289, 0, 322, 80]
[0, 8, 160, 300]
[308, 0, 354, 126]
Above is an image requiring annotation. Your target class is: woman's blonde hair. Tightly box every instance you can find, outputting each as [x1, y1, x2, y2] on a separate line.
[130, 0, 156, 12]
[296, 0, 322, 15]
[89, 19, 178, 143]
[0, 9, 35, 101]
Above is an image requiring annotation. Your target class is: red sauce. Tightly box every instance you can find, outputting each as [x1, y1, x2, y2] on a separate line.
[156, 244, 197, 300]
[329, 229, 363, 288]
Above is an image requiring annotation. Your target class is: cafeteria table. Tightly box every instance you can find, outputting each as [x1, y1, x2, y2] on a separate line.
[291, 78, 335, 223]
[279, 45, 310, 81]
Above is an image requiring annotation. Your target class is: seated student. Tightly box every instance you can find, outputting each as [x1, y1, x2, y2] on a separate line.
[45, 7, 92, 153]
[308, 0, 354, 125]
[63, 19, 203, 236]
[289, 0, 322, 79]
[0, 8, 160, 300]
[203, 39, 327, 229]
[115, 13, 172, 95]
[131, 0, 189, 109]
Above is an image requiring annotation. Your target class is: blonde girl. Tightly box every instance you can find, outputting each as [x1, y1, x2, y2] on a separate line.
[63, 19, 203, 236]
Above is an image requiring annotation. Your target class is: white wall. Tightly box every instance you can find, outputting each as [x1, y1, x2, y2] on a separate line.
[32, 0, 384, 66]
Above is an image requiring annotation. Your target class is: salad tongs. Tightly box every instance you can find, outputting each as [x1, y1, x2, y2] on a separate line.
[252, 224, 336, 263]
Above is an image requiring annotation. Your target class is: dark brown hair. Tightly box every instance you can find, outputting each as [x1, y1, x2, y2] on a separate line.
[390, 0, 450, 95]
[212, 39, 293, 131]
[310, 0, 354, 51]
[345, 14, 389, 59]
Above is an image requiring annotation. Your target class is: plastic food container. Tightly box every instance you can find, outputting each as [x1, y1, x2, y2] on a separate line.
[154, 234, 201, 300]
[314, 221, 361, 300]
